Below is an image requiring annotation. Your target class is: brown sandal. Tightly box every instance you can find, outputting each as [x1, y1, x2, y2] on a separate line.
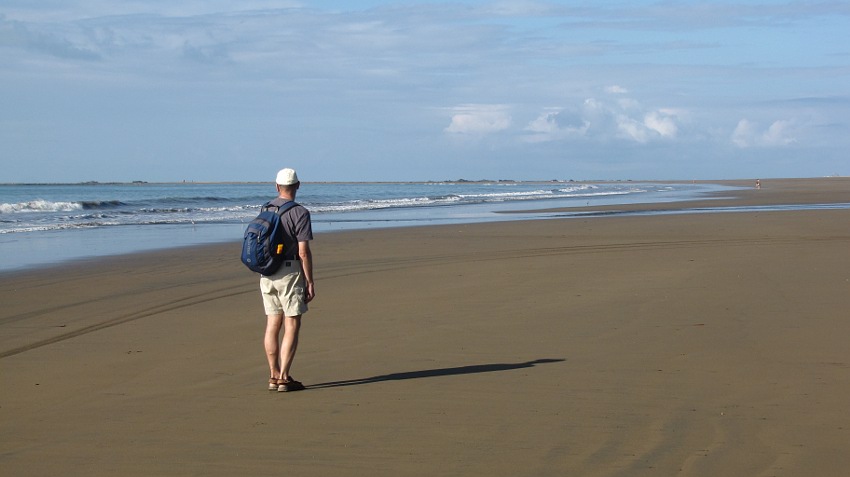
[268, 377, 281, 391]
[277, 377, 305, 392]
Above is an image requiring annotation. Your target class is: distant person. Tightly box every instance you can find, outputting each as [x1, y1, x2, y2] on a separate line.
[260, 168, 315, 392]
[756, 179, 761, 189]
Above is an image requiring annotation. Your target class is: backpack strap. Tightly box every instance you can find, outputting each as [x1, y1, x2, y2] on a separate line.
[264, 199, 298, 215]
[268, 200, 300, 260]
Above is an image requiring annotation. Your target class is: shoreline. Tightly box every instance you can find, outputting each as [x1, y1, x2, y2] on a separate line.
[506, 177, 850, 214]
[4, 178, 849, 276]
[1, 179, 727, 275]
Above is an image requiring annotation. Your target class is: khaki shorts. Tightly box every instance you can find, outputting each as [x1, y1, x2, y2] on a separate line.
[259, 260, 308, 317]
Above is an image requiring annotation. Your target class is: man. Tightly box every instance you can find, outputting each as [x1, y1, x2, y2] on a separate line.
[261, 168, 315, 392]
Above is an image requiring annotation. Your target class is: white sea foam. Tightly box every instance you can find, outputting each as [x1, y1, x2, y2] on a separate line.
[0, 200, 83, 213]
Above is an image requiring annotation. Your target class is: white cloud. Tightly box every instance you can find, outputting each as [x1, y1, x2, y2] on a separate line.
[616, 115, 651, 143]
[732, 119, 755, 147]
[525, 111, 559, 134]
[644, 109, 680, 138]
[523, 96, 684, 143]
[732, 119, 796, 148]
[617, 97, 641, 112]
[605, 85, 628, 94]
[445, 104, 511, 135]
[763, 120, 796, 146]
[523, 108, 589, 143]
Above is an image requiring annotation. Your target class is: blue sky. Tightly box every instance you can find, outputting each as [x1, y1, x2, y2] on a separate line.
[1, 1, 848, 182]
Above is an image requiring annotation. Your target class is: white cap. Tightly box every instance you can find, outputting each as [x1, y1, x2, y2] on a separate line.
[275, 168, 299, 185]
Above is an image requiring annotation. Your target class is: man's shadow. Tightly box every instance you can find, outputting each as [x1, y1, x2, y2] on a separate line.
[308, 358, 565, 389]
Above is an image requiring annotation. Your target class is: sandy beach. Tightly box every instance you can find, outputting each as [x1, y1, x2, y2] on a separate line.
[2, 178, 849, 476]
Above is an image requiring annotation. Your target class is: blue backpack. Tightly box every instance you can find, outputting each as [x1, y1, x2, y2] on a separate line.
[241, 200, 298, 275]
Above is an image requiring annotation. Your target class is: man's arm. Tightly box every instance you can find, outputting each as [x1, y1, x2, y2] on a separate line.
[298, 240, 315, 302]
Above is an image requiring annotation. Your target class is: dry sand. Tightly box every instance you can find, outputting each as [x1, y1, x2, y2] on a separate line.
[2, 178, 849, 476]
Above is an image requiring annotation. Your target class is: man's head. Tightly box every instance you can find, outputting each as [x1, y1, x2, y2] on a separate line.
[276, 168, 299, 186]
[275, 168, 300, 197]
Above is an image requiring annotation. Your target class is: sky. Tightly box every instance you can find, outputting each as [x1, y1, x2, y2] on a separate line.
[1, 1, 849, 182]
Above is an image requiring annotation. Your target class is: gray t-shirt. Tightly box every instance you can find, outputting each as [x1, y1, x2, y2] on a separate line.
[268, 198, 312, 260]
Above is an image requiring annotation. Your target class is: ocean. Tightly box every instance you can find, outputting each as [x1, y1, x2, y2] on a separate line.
[1, 181, 732, 272]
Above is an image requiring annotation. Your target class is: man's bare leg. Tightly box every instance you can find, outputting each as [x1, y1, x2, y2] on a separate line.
[278, 315, 303, 391]
[264, 314, 284, 388]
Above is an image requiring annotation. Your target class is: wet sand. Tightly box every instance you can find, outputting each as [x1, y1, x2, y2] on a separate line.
[2, 178, 849, 476]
